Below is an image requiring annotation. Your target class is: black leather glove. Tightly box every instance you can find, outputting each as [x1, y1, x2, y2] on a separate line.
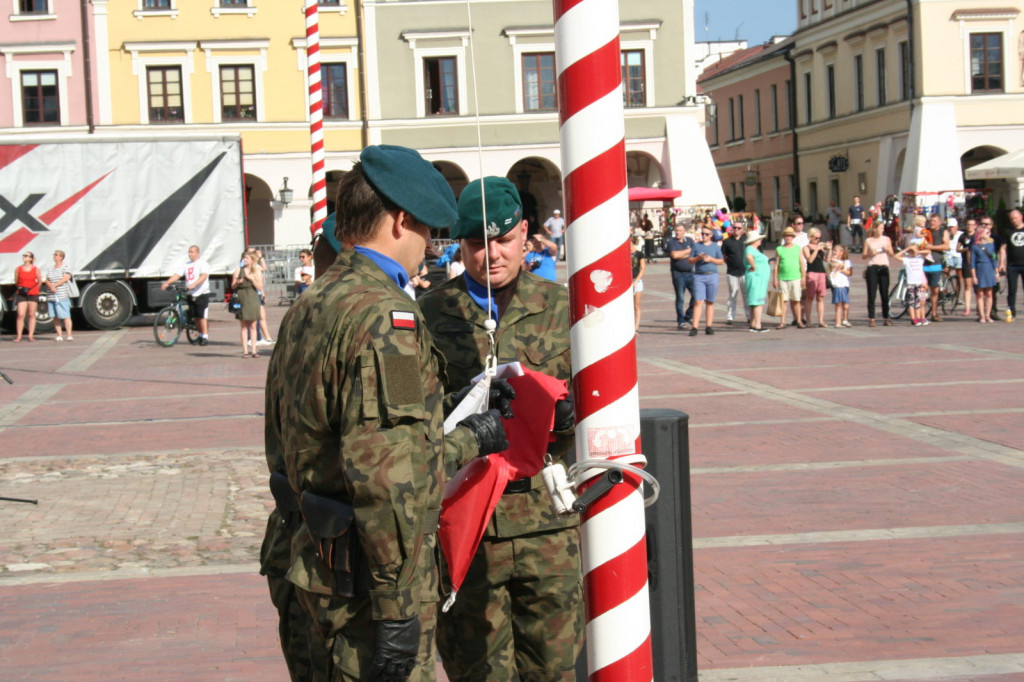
[370, 617, 420, 682]
[487, 378, 516, 419]
[458, 409, 509, 456]
[553, 393, 575, 433]
[446, 379, 517, 419]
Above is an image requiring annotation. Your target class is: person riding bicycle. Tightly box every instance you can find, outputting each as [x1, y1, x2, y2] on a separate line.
[161, 244, 211, 345]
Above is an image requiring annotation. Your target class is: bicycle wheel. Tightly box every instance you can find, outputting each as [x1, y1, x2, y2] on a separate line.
[889, 274, 909, 319]
[154, 306, 183, 347]
[940, 275, 960, 315]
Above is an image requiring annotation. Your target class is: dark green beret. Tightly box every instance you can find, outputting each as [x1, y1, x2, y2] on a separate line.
[360, 145, 458, 229]
[451, 177, 524, 240]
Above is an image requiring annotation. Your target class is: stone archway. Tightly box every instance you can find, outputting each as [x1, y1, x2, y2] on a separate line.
[625, 151, 665, 188]
[432, 161, 470, 200]
[245, 174, 274, 246]
[506, 157, 563, 236]
[961, 145, 1011, 211]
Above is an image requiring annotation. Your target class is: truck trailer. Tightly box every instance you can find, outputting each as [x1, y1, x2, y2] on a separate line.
[1, 135, 247, 330]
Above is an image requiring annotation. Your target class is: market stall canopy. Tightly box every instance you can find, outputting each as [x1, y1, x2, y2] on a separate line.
[628, 186, 682, 202]
[964, 148, 1024, 180]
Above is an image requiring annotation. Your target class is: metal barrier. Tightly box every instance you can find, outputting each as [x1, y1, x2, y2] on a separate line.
[250, 244, 311, 306]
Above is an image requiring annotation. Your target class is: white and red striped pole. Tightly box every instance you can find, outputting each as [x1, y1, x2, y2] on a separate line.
[554, 1, 653, 680]
[305, 0, 328, 236]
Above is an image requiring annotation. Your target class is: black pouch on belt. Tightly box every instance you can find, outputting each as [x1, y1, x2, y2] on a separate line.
[300, 490, 358, 597]
[269, 471, 300, 527]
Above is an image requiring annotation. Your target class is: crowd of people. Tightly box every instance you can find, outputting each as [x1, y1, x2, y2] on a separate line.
[661, 206, 1024, 333]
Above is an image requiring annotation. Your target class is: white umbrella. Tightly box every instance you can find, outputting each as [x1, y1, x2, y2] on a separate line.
[964, 148, 1024, 180]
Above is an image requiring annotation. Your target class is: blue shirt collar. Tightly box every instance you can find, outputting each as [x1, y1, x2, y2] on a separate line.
[463, 272, 500, 323]
[353, 246, 409, 290]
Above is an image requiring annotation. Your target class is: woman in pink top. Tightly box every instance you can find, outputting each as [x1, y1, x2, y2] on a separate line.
[861, 224, 896, 327]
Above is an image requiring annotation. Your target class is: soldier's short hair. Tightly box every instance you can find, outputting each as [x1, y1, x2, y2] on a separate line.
[334, 163, 400, 245]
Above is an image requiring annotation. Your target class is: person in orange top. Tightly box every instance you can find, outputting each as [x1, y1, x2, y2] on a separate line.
[13, 251, 43, 342]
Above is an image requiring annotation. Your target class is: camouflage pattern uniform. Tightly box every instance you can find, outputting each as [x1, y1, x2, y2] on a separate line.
[418, 271, 583, 682]
[265, 248, 479, 681]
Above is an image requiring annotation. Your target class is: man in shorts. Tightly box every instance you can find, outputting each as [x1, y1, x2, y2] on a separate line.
[848, 196, 865, 251]
[923, 213, 949, 322]
[161, 244, 211, 345]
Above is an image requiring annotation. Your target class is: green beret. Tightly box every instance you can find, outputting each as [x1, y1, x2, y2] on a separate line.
[451, 177, 524, 240]
[360, 145, 458, 229]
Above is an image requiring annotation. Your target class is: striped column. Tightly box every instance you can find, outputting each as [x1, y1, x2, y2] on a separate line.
[305, 0, 328, 236]
[554, 1, 653, 680]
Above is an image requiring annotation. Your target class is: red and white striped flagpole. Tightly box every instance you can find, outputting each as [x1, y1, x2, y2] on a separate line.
[305, 0, 328, 236]
[554, 1, 653, 680]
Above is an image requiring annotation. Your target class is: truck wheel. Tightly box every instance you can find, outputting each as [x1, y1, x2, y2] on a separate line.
[35, 305, 54, 326]
[82, 282, 133, 330]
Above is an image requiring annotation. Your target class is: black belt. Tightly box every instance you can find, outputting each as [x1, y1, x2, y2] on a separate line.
[504, 477, 532, 495]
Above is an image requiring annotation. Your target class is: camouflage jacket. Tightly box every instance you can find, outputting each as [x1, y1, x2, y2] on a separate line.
[418, 271, 578, 537]
[265, 248, 479, 621]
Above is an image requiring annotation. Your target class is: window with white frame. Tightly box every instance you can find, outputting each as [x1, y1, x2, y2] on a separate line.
[136, 0, 177, 19]
[147, 66, 184, 123]
[621, 50, 646, 107]
[522, 52, 557, 111]
[19, 0, 48, 14]
[970, 33, 1003, 92]
[21, 70, 59, 125]
[423, 57, 458, 116]
[219, 65, 257, 121]
[322, 62, 349, 119]
[143, 0, 171, 8]
[404, 32, 469, 119]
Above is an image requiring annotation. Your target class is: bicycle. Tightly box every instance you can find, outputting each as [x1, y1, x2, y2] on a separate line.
[937, 268, 960, 315]
[888, 269, 910, 319]
[153, 284, 199, 347]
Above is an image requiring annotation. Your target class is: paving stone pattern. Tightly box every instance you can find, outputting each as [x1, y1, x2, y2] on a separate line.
[1, 265, 1023, 682]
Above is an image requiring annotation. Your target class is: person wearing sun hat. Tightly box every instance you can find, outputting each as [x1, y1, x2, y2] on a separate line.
[262, 146, 511, 681]
[744, 229, 772, 331]
[419, 176, 582, 682]
[771, 225, 807, 328]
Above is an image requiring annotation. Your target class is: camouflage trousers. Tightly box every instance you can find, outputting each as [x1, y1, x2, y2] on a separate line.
[436, 527, 583, 682]
[295, 587, 439, 682]
[262, 511, 326, 681]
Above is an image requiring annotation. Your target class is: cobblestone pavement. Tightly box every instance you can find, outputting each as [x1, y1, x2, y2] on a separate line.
[2, 262, 1023, 681]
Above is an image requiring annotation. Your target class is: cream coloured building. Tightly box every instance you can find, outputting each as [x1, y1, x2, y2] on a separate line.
[793, 0, 1024, 215]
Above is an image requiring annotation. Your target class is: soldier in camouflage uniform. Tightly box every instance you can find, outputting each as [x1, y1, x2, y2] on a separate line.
[418, 177, 583, 681]
[263, 146, 509, 682]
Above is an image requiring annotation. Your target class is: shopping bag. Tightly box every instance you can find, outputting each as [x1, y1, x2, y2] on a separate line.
[766, 290, 785, 317]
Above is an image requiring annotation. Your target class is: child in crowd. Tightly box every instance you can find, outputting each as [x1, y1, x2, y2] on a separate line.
[893, 245, 929, 326]
[829, 244, 852, 327]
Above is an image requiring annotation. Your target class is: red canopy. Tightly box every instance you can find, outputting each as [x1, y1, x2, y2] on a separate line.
[628, 186, 682, 202]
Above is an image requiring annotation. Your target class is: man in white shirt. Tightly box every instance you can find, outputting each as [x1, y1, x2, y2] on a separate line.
[543, 209, 566, 260]
[161, 244, 211, 344]
[791, 215, 810, 248]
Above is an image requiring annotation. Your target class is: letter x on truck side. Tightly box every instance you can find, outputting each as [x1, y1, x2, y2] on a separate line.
[1, 135, 247, 330]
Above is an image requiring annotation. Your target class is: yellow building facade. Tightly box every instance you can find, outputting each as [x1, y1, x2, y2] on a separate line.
[97, 0, 362, 245]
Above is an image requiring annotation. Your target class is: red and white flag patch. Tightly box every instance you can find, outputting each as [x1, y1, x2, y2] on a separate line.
[391, 311, 416, 330]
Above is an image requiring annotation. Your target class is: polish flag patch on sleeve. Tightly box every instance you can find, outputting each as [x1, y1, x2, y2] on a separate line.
[391, 310, 417, 330]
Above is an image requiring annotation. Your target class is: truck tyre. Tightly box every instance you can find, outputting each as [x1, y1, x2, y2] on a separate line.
[35, 303, 54, 327]
[82, 282, 133, 330]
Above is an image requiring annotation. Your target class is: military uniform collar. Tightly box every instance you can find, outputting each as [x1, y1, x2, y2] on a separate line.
[448, 271, 549, 328]
[339, 248, 408, 296]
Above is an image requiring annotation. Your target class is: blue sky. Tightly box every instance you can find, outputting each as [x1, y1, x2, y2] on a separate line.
[693, 0, 796, 46]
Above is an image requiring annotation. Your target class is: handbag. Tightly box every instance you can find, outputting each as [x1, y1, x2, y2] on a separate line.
[227, 291, 242, 314]
[766, 290, 785, 317]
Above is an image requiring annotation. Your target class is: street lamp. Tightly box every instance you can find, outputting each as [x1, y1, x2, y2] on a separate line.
[278, 177, 294, 207]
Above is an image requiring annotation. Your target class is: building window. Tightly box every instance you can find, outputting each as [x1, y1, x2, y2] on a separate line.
[21, 70, 59, 125]
[770, 84, 778, 132]
[323, 63, 349, 119]
[786, 78, 794, 129]
[318, 0, 341, 4]
[220, 65, 256, 121]
[875, 47, 886, 106]
[219, 0, 247, 5]
[728, 97, 735, 140]
[808, 180, 818, 217]
[899, 41, 911, 101]
[424, 56, 458, 115]
[970, 33, 1003, 92]
[854, 55, 864, 112]
[19, 0, 48, 13]
[773, 176, 781, 209]
[144, 0, 171, 7]
[826, 65, 836, 119]
[710, 109, 719, 146]
[523, 52, 557, 111]
[621, 50, 645, 107]
[147, 66, 184, 123]
[803, 72, 812, 124]
[753, 89, 762, 136]
[737, 94, 745, 139]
